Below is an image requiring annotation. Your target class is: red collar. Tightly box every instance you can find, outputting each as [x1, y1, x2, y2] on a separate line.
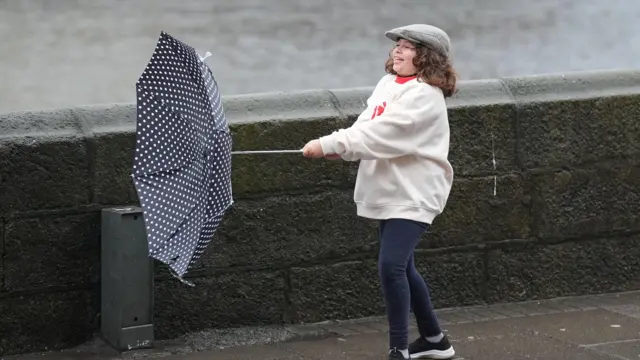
[395, 75, 417, 84]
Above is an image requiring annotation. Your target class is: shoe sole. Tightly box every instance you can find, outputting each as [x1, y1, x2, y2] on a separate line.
[410, 347, 455, 359]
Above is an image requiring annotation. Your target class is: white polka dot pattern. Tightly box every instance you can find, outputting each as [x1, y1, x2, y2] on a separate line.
[132, 31, 233, 282]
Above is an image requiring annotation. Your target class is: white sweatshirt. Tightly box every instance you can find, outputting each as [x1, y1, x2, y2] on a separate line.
[319, 74, 454, 224]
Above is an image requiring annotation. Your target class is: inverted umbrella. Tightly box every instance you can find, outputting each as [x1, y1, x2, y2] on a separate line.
[132, 31, 238, 285]
[133, 31, 300, 285]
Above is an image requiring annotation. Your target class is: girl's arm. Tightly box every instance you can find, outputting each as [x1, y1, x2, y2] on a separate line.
[319, 86, 444, 161]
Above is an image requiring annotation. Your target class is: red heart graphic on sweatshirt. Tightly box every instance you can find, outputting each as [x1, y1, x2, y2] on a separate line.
[371, 101, 387, 120]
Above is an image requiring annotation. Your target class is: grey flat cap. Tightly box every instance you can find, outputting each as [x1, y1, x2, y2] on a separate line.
[385, 24, 451, 59]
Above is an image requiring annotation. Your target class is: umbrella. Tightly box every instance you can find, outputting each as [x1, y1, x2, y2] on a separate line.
[132, 31, 237, 285]
[133, 31, 300, 286]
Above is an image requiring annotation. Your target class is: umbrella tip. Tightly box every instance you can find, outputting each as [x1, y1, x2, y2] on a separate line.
[199, 51, 212, 62]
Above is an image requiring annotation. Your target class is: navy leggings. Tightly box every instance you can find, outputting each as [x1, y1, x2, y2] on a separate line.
[378, 218, 441, 350]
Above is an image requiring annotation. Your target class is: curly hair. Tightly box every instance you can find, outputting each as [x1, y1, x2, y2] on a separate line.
[384, 42, 458, 97]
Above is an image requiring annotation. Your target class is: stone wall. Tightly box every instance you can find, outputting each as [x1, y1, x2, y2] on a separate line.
[1, 69, 639, 355]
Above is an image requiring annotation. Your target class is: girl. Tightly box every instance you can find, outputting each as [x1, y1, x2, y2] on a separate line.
[302, 24, 457, 360]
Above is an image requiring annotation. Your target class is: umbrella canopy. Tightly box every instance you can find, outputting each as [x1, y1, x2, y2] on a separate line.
[132, 31, 233, 284]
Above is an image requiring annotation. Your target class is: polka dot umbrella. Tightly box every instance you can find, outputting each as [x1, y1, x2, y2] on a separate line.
[132, 31, 240, 285]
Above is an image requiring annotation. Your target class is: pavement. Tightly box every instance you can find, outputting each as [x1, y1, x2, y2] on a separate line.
[6, 291, 640, 360]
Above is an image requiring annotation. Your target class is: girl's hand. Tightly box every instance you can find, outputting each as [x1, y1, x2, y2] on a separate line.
[302, 139, 324, 158]
[324, 154, 341, 160]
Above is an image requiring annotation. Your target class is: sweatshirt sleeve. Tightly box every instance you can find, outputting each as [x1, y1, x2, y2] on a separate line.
[319, 85, 439, 160]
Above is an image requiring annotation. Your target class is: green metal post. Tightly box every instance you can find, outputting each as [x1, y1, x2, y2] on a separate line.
[100, 207, 154, 351]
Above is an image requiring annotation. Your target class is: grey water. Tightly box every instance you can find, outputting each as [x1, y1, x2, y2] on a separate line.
[0, 0, 638, 113]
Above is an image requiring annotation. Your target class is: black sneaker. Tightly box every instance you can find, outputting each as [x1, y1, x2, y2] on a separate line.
[388, 348, 409, 360]
[408, 335, 455, 359]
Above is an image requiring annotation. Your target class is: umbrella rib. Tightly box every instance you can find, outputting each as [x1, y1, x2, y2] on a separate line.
[131, 160, 196, 178]
[133, 88, 202, 177]
[165, 38, 211, 107]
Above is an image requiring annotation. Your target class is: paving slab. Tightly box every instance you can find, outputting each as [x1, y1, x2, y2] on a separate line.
[177, 343, 309, 360]
[442, 309, 640, 348]
[585, 339, 640, 360]
[602, 304, 640, 320]
[283, 332, 390, 360]
[451, 333, 612, 360]
[521, 309, 640, 346]
[5, 291, 640, 360]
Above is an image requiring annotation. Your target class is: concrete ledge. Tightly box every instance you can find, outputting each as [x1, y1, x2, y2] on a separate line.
[446, 79, 515, 108]
[2, 68, 638, 133]
[1, 69, 640, 356]
[501, 68, 640, 102]
[222, 89, 342, 124]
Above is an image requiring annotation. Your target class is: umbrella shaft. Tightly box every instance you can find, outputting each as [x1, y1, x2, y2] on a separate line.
[231, 150, 302, 155]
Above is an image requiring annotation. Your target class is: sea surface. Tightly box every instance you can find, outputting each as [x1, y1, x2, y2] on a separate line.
[1, 0, 638, 113]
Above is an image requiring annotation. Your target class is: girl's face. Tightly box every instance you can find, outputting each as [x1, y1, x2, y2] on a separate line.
[392, 39, 418, 76]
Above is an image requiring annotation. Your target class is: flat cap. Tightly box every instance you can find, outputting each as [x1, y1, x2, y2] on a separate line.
[385, 24, 451, 59]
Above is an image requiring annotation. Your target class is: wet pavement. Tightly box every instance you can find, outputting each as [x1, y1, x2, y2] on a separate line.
[7, 291, 640, 359]
[1, 0, 639, 113]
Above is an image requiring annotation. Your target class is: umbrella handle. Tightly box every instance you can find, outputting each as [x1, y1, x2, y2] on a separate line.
[231, 149, 303, 155]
